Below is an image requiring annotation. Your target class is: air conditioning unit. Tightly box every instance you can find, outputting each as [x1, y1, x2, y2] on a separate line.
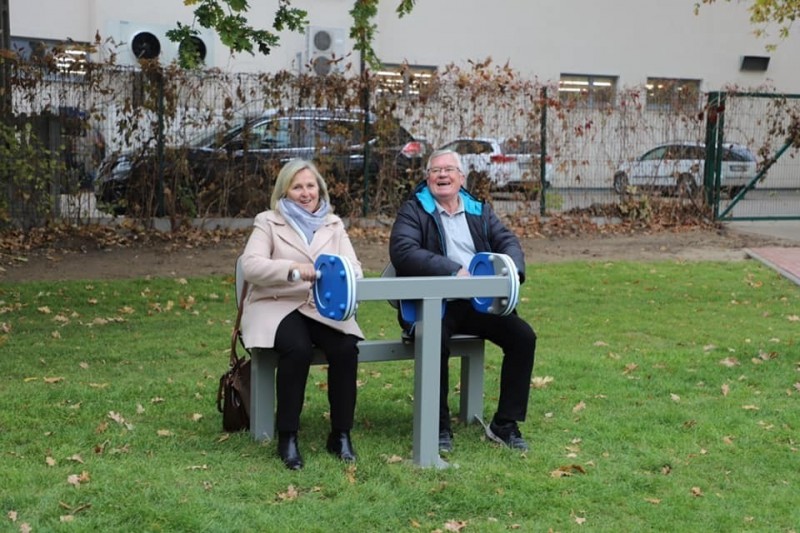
[306, 26, 345, 75]
[113, 21, 211, 67]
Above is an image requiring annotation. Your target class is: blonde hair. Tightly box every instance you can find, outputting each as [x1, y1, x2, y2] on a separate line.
[269, 159, 331, 210]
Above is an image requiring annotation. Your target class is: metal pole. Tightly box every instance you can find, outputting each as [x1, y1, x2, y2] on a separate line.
[156, 70, 165, 218]
[539, 87, 547, 216]
[0, 0, 11, 121]
[360, 54, 370, 217]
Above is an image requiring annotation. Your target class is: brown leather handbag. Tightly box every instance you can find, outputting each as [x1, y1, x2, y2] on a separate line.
[216, 280, 251, 432]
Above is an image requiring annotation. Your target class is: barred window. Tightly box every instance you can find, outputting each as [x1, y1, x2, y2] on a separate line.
[558, 74, 617, 108]
[646, 78, 701, 112]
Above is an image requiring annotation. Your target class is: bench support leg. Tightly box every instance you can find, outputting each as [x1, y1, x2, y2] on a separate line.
[250, 348, 276, 441]
[413, 298, 449, 468]
[458, 347, 485, 425]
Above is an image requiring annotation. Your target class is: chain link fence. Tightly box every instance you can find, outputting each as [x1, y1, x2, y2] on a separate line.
[2, 59, 798, 229]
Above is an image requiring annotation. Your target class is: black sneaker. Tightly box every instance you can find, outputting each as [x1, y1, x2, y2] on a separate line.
[438, 429, 453, 454]
[486, 420, 529, 451]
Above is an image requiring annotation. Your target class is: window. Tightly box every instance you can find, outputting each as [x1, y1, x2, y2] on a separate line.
[10, 36, 90, 75]
[558, 74, 617, 108]
[646, 78, 701, 112]
[375, 63, 436, 97]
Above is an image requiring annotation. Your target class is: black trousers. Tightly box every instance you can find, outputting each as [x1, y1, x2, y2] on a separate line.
[272, 311, 360, 433]
[439, 300, 536, 430]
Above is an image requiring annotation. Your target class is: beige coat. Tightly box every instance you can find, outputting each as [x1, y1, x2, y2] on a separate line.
[240, 209, 364, 349]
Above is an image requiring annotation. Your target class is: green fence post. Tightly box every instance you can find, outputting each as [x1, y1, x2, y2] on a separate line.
[703, 91, 724, 218]
[540, 86, 547, 217]
[156, 70, 165, 218]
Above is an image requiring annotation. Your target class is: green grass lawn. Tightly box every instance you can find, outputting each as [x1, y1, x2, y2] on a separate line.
[1, 260, 798, 532]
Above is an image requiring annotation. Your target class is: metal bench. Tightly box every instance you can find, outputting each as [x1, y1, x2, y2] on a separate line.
[249, 335, 485, 442]
[236, 255, 516, 468]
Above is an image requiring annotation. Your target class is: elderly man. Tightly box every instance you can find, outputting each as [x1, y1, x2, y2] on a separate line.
[389, 149, 537, 453]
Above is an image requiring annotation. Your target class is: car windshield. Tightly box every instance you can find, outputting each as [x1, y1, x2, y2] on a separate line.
[723, 145, 755, 162]
[188, 119, 248, 148]
[501, 139, 540, 154]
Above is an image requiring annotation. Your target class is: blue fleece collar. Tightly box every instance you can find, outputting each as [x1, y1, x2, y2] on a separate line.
[415, 186, 483, 216]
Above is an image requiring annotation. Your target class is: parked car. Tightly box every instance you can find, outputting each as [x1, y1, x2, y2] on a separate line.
[612, 141, 758, 198]
[94, 108, 430, 216]
[438, 137, 553, 193]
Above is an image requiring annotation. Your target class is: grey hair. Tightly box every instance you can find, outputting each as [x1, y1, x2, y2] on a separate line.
[269, 159, 331, 210]
[425, 149, 465, 175]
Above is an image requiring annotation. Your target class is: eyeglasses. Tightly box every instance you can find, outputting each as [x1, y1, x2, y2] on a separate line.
[427, 166, 460, 175]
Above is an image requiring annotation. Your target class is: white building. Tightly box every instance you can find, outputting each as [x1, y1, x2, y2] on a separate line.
[7, 0, 800, 93]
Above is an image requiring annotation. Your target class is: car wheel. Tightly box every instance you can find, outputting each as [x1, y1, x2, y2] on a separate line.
[677, 174, 699, 198]
[613, 172, 629, 195]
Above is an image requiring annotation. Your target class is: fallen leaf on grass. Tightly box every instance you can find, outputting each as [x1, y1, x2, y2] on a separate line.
[721, 383, 730, 396]
[550, 464, 587, 477]
[44, 376, 64, 384]
[572, 401, 586, 413]
[787, 315, 799, 322]
[384, 454, 404, 464]
[645, 497, 661, 504]
[277, 484, 299, 501]
[623, 363, 638, 374]
[531, 376, 554, 389]
[444, 519, 467, 531]
[46, 456, 56, 467]
[742, 405, 759, 411]
[157, 429, 174, 437]
[690, 486, 703, 497]
[719, 357, 740, 368]
[67, 471, 90, 487]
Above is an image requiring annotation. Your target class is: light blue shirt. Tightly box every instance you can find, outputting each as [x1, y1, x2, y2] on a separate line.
[435, 198, 475, 272]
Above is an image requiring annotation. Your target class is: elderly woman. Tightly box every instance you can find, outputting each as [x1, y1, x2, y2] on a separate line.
[240, 159, 363, 470]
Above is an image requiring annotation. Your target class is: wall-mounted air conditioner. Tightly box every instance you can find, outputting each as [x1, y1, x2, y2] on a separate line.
[112, 21, 212, 67]
[306, 26, 345, 75]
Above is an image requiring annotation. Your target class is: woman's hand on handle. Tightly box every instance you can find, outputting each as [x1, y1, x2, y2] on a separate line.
[289, 263, 319, 282]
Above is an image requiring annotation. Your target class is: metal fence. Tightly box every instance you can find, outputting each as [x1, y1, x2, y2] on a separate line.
[2, 60, 798, 229]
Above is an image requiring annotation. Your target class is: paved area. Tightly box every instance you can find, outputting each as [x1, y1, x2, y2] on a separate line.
[744, 247, 800, 286]
[727, 221, 800, 286]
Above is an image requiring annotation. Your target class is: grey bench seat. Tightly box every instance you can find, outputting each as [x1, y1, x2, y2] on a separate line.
[249, 335, 486, 441]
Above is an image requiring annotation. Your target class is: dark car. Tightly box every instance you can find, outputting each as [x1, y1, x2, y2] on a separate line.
[95, 108, 430, 216]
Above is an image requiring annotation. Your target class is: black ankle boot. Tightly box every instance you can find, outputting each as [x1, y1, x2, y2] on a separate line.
[277, 432, 303, 470]
[326, 430, 356, 462]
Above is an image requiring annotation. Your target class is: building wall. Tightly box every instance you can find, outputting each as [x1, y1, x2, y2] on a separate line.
[8, 0, 800, 91]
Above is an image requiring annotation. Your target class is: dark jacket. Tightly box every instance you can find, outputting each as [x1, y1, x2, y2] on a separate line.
[389, 183, 526, 284]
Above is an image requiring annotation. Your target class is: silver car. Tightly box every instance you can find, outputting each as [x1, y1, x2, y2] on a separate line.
[439, 137, 553, 192]
[613, 141, 757, 197]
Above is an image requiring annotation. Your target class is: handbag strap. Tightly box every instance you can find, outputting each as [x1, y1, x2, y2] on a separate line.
[229, 279, 249, 367]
